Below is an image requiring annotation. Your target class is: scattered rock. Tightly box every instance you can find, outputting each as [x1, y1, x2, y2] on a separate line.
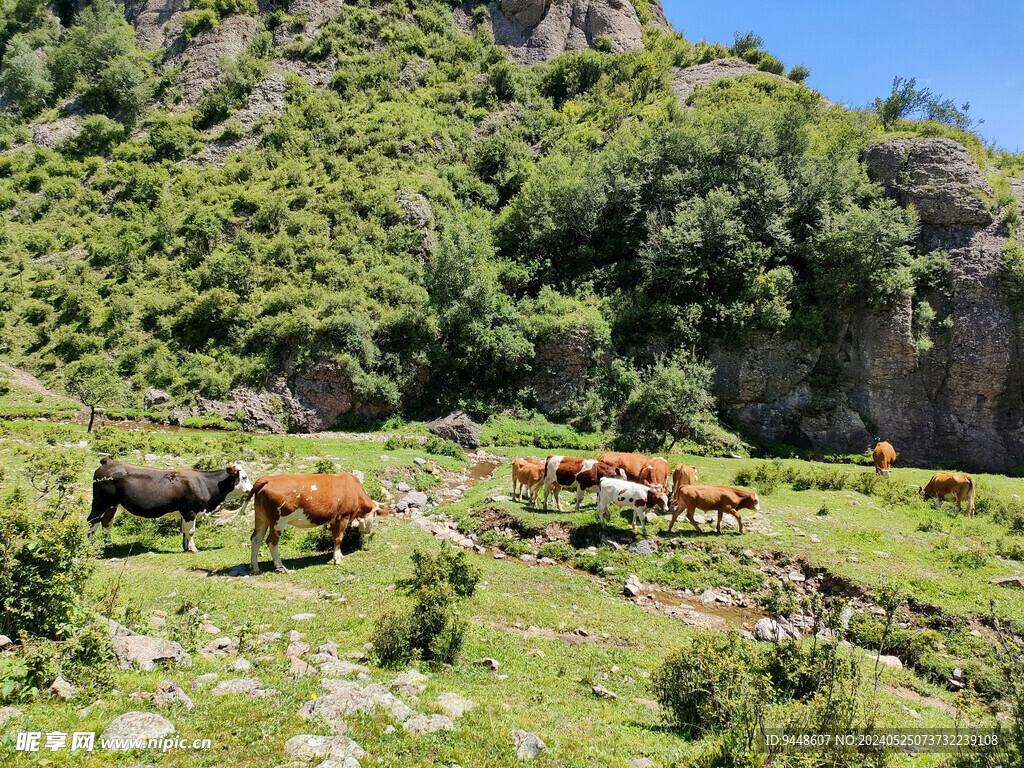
[144, 387, 171, 408]
[403, 713, 455, 735]
[753, 617, 801, 642]
[630, 759, 655, 768]
[48, 676, 77, 699]
[626, 539, 658, 556]
[257, 631, 282, 645]
[0, 706, 22, 725]
[200, 636, 239, 659]
[212, 678, 264, 696]
[434, 692, 477, 719]
[623, 574, 643, 597]
[291, 656, 317, 676]
[396, 490, 428, 512]
[426, 411, 482, 448]
[474, 657, 501, 671]
[867, 653, 904, 670]
[390, 669, 429, 696]
[990, 576, 1024, 588]
[301, 680, 414, 723]
[113, 633, 193, 671]
[510, 729, 547, 760]
[292, 613, 316, 621]
[149, 616, 167, 628]
[283, 734, 366, 761]
[592, 685, 617, 700]
[203, 623, 221, 635]
[0, 634, 13, 650]
[633, 698, 660, 711]
[319, 660, 370, 678]
[153, 680, 195, 710]
[288, 641, 311, 657]
[103, 712, 175, 742]
[413, 457, 428, 466]
[226, 658, 252, 673]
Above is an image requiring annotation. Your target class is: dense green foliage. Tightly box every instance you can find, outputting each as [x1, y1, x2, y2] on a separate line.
[0, 0, 1018, 444]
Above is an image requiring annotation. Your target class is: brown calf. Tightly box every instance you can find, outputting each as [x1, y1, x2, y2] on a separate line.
[921, 472, 976, 517]
[670, 462, 698, 510]
[512, 457, 545, 504]
[668, 484, 760, 534]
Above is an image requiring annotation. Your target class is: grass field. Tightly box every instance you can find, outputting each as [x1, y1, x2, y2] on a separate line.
[0, 419, 1021, 767]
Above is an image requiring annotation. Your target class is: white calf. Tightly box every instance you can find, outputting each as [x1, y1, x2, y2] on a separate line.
[596, 478, 668, 536]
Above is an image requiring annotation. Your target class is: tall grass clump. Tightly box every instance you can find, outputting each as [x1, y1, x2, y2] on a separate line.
[372, 544, 480, 667]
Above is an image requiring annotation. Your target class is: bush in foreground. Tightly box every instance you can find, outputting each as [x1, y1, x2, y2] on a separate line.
[372, 544, 479, 667]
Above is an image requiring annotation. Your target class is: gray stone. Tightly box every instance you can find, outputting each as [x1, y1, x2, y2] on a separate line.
[152, 680, 195, 710]
[867, 653, 904, 670]
[287, 641, 311, 656]
[0, 706, 22, 725]
[510, 729, 547, 759]
[434, 692, 477, 719]
[291, 656, 317, 676]
[144, 388, 171, 408]
[112, 633, 192, 671]
[211, 678, 263, 696]
[626, 539, 658, 556]
[48, 676, 77, 699]
[474, 657, 501, 670]
[283, 734, 366, 761]
[396, 490, 428, 512]
[226, 658, 252, 672]
[390, 669, 429, 696]
[753, 617, 801, 642]
[0, 634, 12, 650]
[403, 713, 455, 735]
[103, 712, 175, 742]
[630, 759, 655, 768]
[592, 685, 617, 699]
[426, 411, 481, 448]
[292, 612, 316, 621]
[301, 680, 414, 723]
[318, 660, 370, 678]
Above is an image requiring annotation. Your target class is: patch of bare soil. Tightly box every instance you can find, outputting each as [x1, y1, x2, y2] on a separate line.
[886, 685, 958, 716]
[484, 620, 628, 647]
[1, 362, 75, 400]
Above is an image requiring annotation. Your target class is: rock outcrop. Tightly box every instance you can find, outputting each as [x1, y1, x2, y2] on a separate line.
[670, 59, 832, 107]
[474, 0, 665, 64]
[426, 411, 482, 448]
[714, 138, 1024, 472]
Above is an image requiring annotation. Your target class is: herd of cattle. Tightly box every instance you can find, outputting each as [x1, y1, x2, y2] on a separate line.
[86, 441, 979, 573]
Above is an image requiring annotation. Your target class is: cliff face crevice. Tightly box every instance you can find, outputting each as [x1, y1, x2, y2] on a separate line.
[714, 138, 1024, 471]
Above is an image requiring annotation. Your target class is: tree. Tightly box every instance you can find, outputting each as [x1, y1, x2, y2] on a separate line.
[0, 36, 52, 115]
[64, 354, 125, 431]
[616, 354, 715, 451]
[731, 31, 764, 56]
[788, 65, 810, 84]
[874, 76, 978, 131]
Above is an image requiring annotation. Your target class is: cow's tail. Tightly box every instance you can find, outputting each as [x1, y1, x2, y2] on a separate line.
[967, 476, 976, 517]
[214, 479, 265, 526]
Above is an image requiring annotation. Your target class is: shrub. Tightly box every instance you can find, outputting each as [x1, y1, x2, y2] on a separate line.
[423, 436, 464, 460]
[501, 538, 532, 557]
[733, 460, 790, 495]
[537, 541, 574, 560]
[573, 546, 611, 574]
[372, 545, 476, 667]
[848, 472, 878, 496]
[651, 633, 759, 737]
[314, 458, 337, 474]
[813, 466, 849, 491]
[0, 496, 95, 640]
[410, 544, 480, 597]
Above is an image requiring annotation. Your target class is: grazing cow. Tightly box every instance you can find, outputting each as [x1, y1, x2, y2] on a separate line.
[237, 472, 384, 574]
[668, 485, 760, 534]
[638, 457, 671, 491]
[89, 458, 252, 552]
[542, 456, 618, 513]
[597, 452, 650, 482]
[670, 462, 699, 509]
[512, 457, 545, 504]
[920, 472, 976, 517]
[873, 441, 897, 475]
[596, 477, 668, 536]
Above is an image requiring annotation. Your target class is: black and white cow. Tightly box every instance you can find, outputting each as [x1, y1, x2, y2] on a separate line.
[89, 458, 252, 552]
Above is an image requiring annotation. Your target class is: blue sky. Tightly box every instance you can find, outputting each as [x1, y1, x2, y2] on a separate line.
[660, 0, 1024, 153]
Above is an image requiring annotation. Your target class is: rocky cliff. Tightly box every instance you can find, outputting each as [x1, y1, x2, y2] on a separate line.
[713, 138, 1024, 472]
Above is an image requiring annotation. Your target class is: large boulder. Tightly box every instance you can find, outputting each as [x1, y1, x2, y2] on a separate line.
[426, 411, 481, 448]
[103, 712, 175, 742]
[111, 634, 192, 672]
[481, 0, 650, 64]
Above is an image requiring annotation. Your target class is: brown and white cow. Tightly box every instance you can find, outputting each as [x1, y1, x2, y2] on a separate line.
[920, 472, 976, 517]
[542, 456, 619, 512]
[236, 473, 384, 574]
[668, 485, 760, 534]
[596, 477, 668, 536]
[873, 441, 897, 475]
[670, 462, 698, 510]
[512, 457, 545, 504]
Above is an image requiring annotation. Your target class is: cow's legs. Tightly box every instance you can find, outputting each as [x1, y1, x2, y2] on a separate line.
[250, 525, 268, 575]
[686, 506, 702, 533]
[267, 520, 292, 574]
[575, 487, 584, 514]
[180, 514, 199, 553]
[88, 506, 117, 545]
[331, 519, 345, 565]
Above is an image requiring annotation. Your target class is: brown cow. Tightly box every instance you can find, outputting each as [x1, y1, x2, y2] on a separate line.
[638, 457, 671, 490]
[597, 452, 649, 482]
[512, 457, 545, 504]
[542, 456, 619, 512]
[921, 472, 976, 517]
[670, 462, 699, 510]
[668, 485, 760, 534]
[237, 473, 384, 574]
[872, 441, 896, 475]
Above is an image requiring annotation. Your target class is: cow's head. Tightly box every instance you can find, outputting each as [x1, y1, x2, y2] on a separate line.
[646, 489, 668, 512]
[352, 501, 385, 537]
[225, 464, 253, 497]
[740, 492, 760, 512]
